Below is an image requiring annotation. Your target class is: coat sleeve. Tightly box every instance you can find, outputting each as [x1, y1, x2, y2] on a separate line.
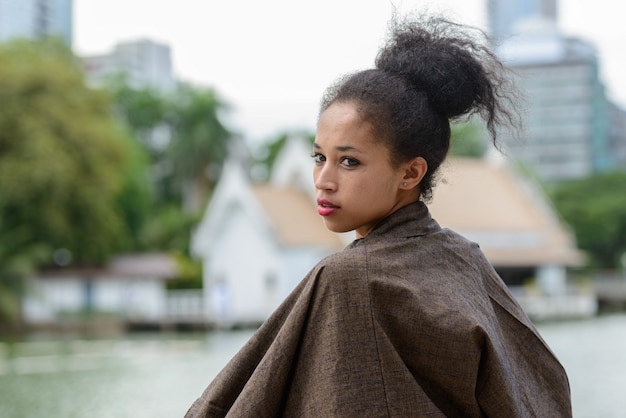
[184, 266, 322, 418]
[186, 248, 424, 418]
[478, 265, 572, 417]
[365, 242, 572, 417]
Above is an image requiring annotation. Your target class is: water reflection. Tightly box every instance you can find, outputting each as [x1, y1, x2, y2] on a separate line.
[0, 330, 254, 418]
[1, 316, 625, 417]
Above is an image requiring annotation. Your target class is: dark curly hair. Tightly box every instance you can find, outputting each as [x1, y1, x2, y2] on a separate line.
[319, 14, 520, 201]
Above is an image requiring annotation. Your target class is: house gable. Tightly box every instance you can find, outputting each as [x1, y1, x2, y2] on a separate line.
[191, 158, 274, 259]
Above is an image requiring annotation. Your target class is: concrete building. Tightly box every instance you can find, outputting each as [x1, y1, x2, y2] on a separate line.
[608, 101, 626, 168]
[0, 0, 72, 45]
[488, 0, 624, 181]
[82, 38, 176, 93]
[498, 22, 613, 180]
[487, 0, 556, 45]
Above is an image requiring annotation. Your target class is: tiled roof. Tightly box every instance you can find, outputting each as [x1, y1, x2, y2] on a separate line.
[38, 253, 179, 280]
[108, 253, 179, 278]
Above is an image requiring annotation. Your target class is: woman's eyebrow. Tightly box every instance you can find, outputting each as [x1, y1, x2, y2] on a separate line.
[313, 142, 362, 153]
[335, 145, 362, 153]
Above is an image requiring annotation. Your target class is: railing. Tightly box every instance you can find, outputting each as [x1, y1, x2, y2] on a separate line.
[165, 289, 205, 322]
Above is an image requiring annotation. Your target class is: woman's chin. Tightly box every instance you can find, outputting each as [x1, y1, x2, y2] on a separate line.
[322, 221, 353, 234]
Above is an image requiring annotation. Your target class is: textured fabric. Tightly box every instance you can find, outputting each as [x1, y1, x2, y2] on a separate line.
[186, 202, 572, 417]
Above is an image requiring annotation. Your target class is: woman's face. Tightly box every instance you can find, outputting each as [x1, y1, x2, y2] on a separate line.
[313, 101, 418, 238]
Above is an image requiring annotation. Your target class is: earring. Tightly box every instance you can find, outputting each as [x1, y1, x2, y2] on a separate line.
[402, 182, 408, 187]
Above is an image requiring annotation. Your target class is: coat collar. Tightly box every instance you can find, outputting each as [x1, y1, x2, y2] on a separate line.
[350, 201, 441, 246]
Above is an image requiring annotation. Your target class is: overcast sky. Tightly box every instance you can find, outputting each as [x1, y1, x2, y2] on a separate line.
[74, 0, 625, 144]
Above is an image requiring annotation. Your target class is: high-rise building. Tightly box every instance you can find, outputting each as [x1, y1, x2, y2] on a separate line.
[81, 38, 177, 152]
[488, 0, 623, 181]
[498, 24, 613, 180]
[0, 0, 72, 46]
[608, 102, 626, 168]
[487, 0, 557, 44]
[82, 38, 176, 93]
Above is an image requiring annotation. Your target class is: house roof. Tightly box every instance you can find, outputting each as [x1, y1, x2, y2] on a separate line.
[108, 253, 179, 278]
[427, 158, 584, 267]
[252, 184, 346, 250]
[38, 253, 179, 280]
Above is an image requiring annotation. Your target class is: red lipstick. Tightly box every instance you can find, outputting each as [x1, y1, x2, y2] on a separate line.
[317, 198, 339, 216]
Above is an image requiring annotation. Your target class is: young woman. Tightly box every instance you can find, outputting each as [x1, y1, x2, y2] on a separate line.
[186, 15, 572, 417]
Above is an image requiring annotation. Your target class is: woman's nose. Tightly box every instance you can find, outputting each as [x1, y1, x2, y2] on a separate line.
[314, 165, 337, 191]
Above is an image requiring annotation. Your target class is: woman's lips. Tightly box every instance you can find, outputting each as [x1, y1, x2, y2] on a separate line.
[317, 199, 339, 216]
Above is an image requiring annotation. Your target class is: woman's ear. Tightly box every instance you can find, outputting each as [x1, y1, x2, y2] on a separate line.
[401, 157, 428, 189]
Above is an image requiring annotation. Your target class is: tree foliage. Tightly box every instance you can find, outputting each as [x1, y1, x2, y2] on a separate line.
[0, 40, 155, 325]
[549, 171, 626, 268]
[108, 79, 235, 212]
[167, 82, 233, 210]
[0, 40, 148, 312]
[450, 120, 487, 158]
[106, 74, 171, 158]
[0, 40, 146, 266]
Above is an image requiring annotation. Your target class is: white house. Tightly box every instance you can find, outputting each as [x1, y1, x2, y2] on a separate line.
[191, 137, 347, 327]
[23, 253, 179, 330]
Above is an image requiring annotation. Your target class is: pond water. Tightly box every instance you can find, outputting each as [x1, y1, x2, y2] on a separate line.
[1, 314, 625, 417]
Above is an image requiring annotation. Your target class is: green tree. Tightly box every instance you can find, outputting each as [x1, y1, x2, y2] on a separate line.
[115, 135, 154, 252]
[0, 40, 147, 325]
[106, 79, 233, 251]
[106, 74, 170, 155]
[167, 82, 234, 211]
[108, 80, 235, 211]
[450, 120, 487, 158]
[549, 171, 626, 268]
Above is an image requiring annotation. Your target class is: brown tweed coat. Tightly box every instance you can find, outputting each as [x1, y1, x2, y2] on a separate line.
[186, 202, 572, 417]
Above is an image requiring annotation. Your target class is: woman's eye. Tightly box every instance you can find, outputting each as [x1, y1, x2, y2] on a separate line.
[341, 157, 360, 167]
[310, 152, 325, 164]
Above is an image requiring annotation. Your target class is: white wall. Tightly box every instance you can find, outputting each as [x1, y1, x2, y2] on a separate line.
[204, 203, 281, 325]
[280, 247, 332, 297]
[23, 276, 168, 323]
